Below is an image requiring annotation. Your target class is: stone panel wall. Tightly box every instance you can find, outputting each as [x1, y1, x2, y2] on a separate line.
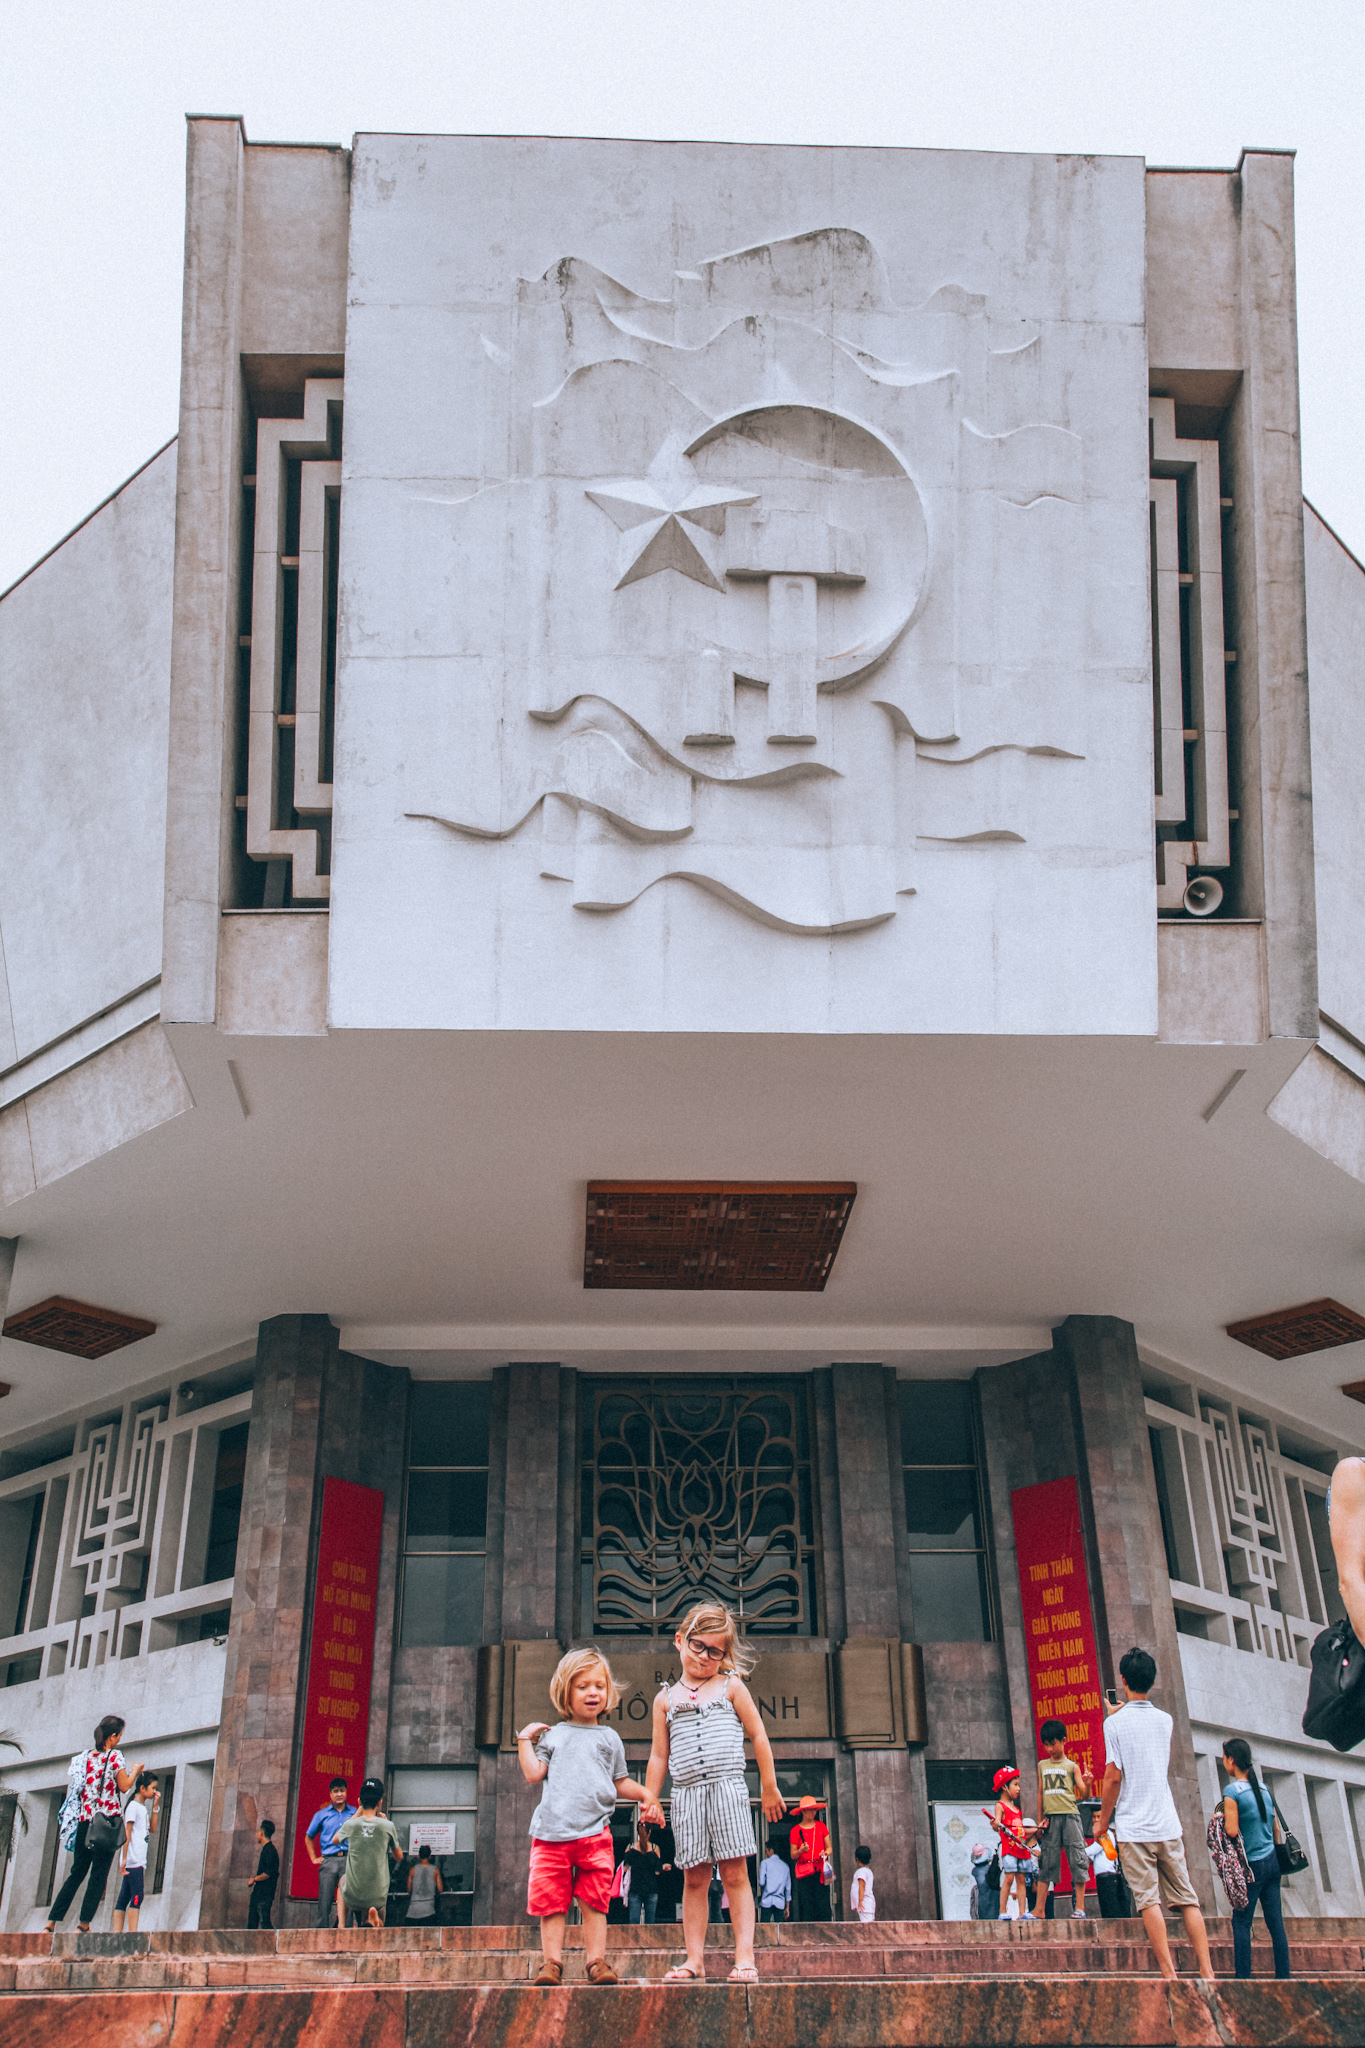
[977, 1318, 1216, 1914]
[922, 1642, 1013, 1764]
[829, 1363, 932, 1919]
[199, 1316, 407, 1929]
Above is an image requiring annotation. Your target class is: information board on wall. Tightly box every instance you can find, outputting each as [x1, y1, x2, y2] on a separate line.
[1009, 1476, 1106, 1789]
[289, 1477, 385, 1898]
[930, 1803, 988, 1920]
[409, 1822, 455, 1856]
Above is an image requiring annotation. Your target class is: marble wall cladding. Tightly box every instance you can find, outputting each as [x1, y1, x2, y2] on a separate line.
[498, 1364, 563, 1640]
[482, 1363, 569, 1925]
[922, 1642, 1013, 1763]
[1055, 1317, 1211, 1909]
[811, 1369, 847, 1643]
[977, 1344, 1084, 1807]
[851, 1747, 934, 1922]
[200, 1315, 329, 1930]
[317, 1349, 409, 1781]
[199, 1317, 408, 1930]
[828, 1364, 931, 1917]
[386, 1650, 480, 1768]
[830, 1365, 903, 1640]
[976, 1320, 1216, 1915]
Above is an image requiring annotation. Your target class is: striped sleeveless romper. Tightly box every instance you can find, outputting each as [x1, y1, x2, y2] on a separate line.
[664, 1675, 757, 1869]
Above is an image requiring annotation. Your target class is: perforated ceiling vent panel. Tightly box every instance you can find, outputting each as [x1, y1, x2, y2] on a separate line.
[2, 1296, 158, 1359]
[1225, 1298, 1365, 1361]
[584, 1181, 857, 1292]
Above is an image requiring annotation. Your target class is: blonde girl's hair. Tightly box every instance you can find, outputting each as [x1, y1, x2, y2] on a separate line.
[549, 1648, 620, 1719]
[674, 1602, 755, 1677]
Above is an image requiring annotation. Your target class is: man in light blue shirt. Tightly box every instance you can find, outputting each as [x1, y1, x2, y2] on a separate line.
[757, 1846, 791, 1921]
[305, 1777, 357, 1927]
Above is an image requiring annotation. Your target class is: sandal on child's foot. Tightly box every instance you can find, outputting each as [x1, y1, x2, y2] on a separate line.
[663, 1963, 704, 1981]
[586, 1960, 620, 1985]
[533, 1959, 563, 1986]
[729, 1964, 760, 1982]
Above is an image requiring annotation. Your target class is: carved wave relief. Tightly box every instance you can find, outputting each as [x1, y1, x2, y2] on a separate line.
[404, 227, 1086, 937]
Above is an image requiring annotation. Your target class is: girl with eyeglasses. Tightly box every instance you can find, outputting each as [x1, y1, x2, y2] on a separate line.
[644, 1602, 786, 1985]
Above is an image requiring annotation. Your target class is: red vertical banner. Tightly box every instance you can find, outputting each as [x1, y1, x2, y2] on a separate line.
[1009, 1476, 1106, 1790]
[289, 1477, 385, 1898]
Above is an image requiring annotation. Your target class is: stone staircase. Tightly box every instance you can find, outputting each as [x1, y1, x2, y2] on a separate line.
[2, 1919, 1364, 2045]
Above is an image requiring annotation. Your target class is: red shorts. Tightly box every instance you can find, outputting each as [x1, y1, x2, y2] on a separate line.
[527, 1830, 615, 1918]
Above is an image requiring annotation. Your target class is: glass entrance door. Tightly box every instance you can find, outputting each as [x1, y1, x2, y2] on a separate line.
[609, 1759, 836, 1925]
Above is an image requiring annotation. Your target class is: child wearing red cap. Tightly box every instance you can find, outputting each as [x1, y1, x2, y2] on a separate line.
[988, 1767, 1040, 1919]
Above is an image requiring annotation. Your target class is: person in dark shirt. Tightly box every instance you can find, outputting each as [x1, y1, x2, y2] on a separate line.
[247, 1820, 280, 1928]
[650, 1820, 682, 1923]
[624, 1821, 662, 1923]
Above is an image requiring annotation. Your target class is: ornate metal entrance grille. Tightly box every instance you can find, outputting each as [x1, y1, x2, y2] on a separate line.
[585, 1379, 816, 1635]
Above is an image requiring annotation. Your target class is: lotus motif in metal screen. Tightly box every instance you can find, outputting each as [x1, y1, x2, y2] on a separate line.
[591, 1382, 814, 1634]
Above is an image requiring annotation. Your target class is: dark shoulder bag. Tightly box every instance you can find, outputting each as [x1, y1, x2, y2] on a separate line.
[85, 1752, 124, 1855]
[1302, 1616, 1365, 1752]
[1270, 1794, 1310, 1877]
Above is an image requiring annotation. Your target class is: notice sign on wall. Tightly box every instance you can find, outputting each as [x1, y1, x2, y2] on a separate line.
[290, 1477, 385, 1898]
[1010, 1476, 1105, 1787]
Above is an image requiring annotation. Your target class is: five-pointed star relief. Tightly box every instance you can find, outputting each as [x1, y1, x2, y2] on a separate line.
[586, 440, 758, 591]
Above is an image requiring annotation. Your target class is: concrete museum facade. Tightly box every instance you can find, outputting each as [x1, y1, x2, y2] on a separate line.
[2, 125, 1365, 1930]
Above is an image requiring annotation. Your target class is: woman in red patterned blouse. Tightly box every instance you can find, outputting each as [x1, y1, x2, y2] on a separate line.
[45, 1715, 146, 1936]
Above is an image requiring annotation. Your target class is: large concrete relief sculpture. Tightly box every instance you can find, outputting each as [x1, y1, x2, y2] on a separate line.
[402, 231, 1084, 937]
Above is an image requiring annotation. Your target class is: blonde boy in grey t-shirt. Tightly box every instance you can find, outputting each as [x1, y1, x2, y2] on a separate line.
[517, 1648, 655, 1986]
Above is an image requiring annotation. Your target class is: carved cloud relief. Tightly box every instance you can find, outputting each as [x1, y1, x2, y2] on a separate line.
[405, 228, 1084, 935]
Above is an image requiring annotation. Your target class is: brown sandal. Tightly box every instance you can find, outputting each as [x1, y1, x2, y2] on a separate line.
[534, 1959, 563, 1985]
[586, 1960, 621, 1985]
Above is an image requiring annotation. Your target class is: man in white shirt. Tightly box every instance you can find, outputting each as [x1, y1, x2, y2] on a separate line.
[1093, 1647, 1214, 1982]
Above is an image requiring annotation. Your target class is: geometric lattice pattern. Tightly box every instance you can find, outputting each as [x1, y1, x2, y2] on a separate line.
[2, 1295, 158, 1358]
[584, 1182, 857, 1291]
[1226, 1297, 1365, 1361]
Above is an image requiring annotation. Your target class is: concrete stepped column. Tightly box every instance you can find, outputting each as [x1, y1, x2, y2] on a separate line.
[978, 1317, 1215, 1913]
[478, 1362, 572, 1925]
[829, 1362, 933, 1919]
[198, 1314, 407, 1928]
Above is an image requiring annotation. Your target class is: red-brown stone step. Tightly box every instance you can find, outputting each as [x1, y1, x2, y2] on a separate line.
[5, 1978, 1365, 2048]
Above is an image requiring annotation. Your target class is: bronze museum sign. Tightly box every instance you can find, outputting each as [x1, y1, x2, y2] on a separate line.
[478, 1640, 927, 1752]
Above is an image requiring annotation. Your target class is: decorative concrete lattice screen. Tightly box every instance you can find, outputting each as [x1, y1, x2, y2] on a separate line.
[1149, 398, 1233, 917]
[0, 1379, 251, 1683]
[1145, 1385, 1337, 1665]
[244, 378, 342, 902]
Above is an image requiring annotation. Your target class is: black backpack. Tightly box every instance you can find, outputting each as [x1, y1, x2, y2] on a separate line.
[1302, 1617, 1365, 1752]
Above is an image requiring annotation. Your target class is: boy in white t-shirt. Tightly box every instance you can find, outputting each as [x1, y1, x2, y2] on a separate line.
[1084, 1830, 1124, 1920]
[849, 1844, 876, 1921]
[112, 1772, 160, 1932]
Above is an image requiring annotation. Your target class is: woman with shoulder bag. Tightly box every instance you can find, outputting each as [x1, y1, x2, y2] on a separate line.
[1221, 1737, 1290, 1980]
[45, 1715, 144, 1937]
[791, 1796, 832, 1921]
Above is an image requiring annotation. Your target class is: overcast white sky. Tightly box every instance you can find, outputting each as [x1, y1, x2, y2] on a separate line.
[2, 0, 1363, 590]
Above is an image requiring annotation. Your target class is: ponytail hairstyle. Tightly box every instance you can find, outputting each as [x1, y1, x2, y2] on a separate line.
[1222, 1736, 1268, 1822]
[93, 1715, 125, 1752]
